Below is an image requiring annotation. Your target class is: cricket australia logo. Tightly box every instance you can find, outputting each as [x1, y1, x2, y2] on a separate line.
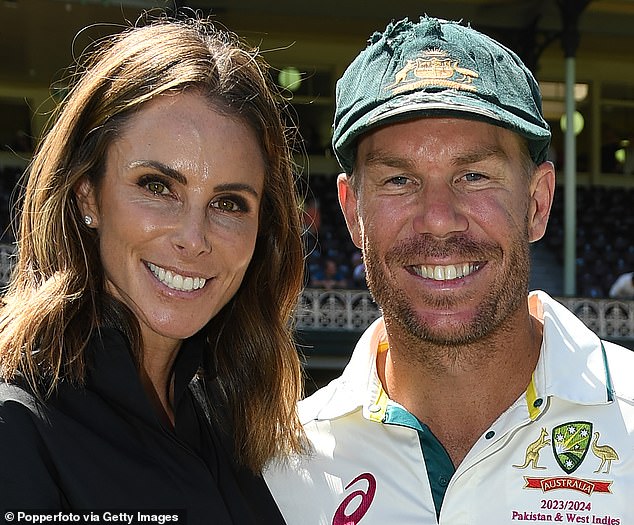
[387, 49, 479, 95]
[515, 422, 617, 496]
[552, 421, 592, 474]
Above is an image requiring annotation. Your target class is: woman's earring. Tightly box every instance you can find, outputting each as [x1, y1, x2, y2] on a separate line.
[84, 215, 93, 226]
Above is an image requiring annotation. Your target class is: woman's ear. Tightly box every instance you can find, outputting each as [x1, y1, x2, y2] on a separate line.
[74, 176, 100, 228]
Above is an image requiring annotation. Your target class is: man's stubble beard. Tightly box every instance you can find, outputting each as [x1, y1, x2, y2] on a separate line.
[363, 225, 531, 367]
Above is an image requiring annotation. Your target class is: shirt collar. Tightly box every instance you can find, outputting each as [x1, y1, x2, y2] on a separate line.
[306, 292, 613, 422]
[301, 317, 387, 422]
[529, 290, 613, 407]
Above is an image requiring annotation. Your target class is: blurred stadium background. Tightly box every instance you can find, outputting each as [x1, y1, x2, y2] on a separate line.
[1, 0, 633, 391]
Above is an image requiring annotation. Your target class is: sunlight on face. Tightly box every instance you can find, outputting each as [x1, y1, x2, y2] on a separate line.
[77, 92, 265, 353]
[349, 118, 536, 346]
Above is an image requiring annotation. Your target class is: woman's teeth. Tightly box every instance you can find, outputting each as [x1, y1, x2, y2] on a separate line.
[147, 262, 206, 291]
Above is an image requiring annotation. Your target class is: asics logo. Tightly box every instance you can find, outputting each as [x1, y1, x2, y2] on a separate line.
[332, 472, 377, 525]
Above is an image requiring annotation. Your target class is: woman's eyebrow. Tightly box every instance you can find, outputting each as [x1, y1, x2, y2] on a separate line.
[213, 182, 260, 198]
[127, 161, 261, 197]
[127, 160, 187, 185]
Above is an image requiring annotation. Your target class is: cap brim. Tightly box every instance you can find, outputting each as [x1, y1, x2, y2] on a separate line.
[335, 89, 551, 172]
[366, 89, 548, 142]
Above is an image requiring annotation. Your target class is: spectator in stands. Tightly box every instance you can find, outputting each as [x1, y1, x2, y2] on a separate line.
[266, 16, 634, 523]
[351, 251, 367, 288]
[0, 18, 304, 520]
[310, 257, 349, 289]
[609, 271, 634, 299]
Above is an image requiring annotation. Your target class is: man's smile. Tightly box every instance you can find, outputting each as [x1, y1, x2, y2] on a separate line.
[408, 262, 482, 281]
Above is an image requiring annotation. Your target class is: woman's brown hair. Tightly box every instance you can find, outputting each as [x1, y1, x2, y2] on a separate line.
[0, 16, 305, 473]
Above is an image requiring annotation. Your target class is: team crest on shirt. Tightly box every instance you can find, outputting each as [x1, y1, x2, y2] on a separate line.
[387, 49, 479, 95]
[552, 421, 593, 474]
[513, 422, 618, 495]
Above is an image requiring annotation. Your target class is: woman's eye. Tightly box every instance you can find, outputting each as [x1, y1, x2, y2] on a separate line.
[212, 198, 241, 212]
[146, 181, 169, 195]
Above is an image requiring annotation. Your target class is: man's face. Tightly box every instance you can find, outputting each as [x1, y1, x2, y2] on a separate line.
[338, 117, 554, 346]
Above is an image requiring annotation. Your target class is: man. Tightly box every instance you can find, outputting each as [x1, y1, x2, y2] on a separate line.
[265, 16, 634, 524]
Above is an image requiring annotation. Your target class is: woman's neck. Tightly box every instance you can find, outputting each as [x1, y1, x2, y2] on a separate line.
[140, 340, 182, 427]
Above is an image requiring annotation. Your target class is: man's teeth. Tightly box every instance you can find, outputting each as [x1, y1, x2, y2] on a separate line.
[412, 263, 478, 281]
[147, 263, 206, 291]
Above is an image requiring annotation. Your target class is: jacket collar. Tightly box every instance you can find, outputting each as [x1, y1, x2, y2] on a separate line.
[85, 327, 205, 426]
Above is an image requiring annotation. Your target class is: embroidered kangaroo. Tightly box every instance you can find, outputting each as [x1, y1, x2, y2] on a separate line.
[514, 428, 550, 469]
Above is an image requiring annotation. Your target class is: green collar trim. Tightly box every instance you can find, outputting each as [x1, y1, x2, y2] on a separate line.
[384, 402, 455, 519]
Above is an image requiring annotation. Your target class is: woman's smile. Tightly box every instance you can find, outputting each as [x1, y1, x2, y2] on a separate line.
[146, 262, 208, 292]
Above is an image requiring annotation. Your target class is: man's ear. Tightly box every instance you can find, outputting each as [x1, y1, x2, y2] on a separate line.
[528, 161, 555, 243]
[337, 173, 362, 249]
[74, 176, 100, 228]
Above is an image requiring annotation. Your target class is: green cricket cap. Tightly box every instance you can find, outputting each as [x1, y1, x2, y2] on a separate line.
[332, 16, 552, 173]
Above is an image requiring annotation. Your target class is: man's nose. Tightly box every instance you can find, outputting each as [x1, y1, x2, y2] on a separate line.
[411, 182, 468, 238]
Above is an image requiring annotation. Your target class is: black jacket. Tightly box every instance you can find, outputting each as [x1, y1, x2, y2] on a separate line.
[0, 328, 286, 524]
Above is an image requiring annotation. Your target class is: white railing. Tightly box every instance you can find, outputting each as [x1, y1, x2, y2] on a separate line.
[297, 288, 634, 341]
[558, 297, 634, 341]
[296, 289, 381, 331]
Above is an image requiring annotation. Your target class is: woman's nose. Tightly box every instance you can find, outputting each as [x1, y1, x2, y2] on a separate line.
[171, 211, 211, 256]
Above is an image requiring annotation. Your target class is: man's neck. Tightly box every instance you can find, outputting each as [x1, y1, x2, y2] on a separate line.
[377, 312, 543, 467]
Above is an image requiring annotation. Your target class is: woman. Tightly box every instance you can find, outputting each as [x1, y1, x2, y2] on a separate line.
[0, 16, 304, 523]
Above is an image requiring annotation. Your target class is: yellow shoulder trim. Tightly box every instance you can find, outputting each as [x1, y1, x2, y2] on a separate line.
[369, 384, 389, 422]
[368, 339, 390, 422]
[526, 374, 540, 421]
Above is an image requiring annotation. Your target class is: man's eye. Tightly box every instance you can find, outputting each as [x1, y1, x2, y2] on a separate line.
[463, 172, 485, 182]
[146, 181, 169, 195]
[387, 176, 409, 186]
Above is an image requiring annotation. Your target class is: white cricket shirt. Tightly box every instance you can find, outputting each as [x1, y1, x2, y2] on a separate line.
[265, 291, 634, 524]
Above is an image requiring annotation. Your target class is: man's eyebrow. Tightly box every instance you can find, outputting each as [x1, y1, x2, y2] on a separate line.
[360, 145, 511, 171]
[452, 145, 511, 166]
[127, 160, 187, 185]
[360, 150, 416, 171]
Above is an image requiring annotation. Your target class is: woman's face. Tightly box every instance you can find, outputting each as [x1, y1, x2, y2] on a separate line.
[76, 92, 265, 353]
